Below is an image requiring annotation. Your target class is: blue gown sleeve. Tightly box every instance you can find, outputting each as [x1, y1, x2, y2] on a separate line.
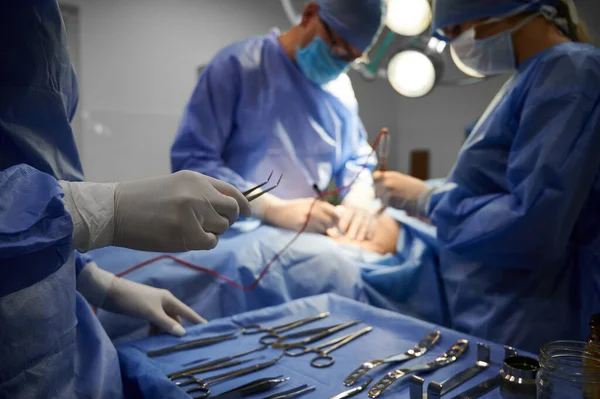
[429, 57, 600, 269]
[0, 164, 74, 296]
[171, 57, 252, 191]
[337, 119, 376, 192]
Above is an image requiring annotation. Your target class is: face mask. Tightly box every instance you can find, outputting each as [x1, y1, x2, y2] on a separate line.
[451, 12, 540, 76]
[296, 36, 351, 86]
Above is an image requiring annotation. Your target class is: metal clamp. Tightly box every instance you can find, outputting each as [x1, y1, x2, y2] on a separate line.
[408, 343, 491, 399]
[446, 346, 521, 399]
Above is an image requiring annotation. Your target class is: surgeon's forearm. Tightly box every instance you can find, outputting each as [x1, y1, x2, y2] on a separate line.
[59, 180, 117, 253]
[76, 261, 116, 308]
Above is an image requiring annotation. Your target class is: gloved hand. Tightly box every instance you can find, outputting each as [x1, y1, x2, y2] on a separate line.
[335, 205, 377, 241]
[252, 193, 340, 234]
[77, 262, 205, 336]
[60, 171, 252, 253]
[373, 171, 430, 217]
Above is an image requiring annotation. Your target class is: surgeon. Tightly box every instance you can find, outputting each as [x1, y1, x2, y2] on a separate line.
[0, 1, 251, 397]
[374, 0, 600, 352]
[171, 0, 386, 241]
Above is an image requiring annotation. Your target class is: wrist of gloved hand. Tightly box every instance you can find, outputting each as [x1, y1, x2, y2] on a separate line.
[414, 186, 435, 219]
[76, 261, 117, 308]
[342, 180, 376, 211]
[60, 181, 117, 253]
[250, 192, 283, 220]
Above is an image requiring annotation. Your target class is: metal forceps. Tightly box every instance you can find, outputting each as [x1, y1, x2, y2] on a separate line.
[374, 128, 390, 215]
[242, 171, 283, 202]
[146, 332, 237, 358]
[272, 320, 361, 349]
[284, 326, 373, 368]
[182, 354, 283, 399]
[239, 312, 330, 345]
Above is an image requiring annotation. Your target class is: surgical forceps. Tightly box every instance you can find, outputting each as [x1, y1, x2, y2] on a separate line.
[263, 384, 316, 399]
[344, 330, 441, 386]
[374, 128, 390, 215]
[272, 320, 361, 349]
[239, 312, 330, 345]
[210, 376, 290, 399]
[242, 171, 283, 202]
[147, 332, 237, 358]
[170, 346, 268, 379]
[284, 326, 373, 368]
[181, 354, 283, 399]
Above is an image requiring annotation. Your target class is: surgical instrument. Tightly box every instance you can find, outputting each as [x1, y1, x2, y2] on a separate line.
[374, 128, 390, 215]
[183, 354, 283, 398]
[147, 332, 237, 358]
[262, 384, 316, 399]
[448, 346, 520, 399]
[169, 358, 257, 383]
[243, 172, 283, 202]
[344, 330, 441, 386]
[368, 339, 470, 398]
[239, 312, 330, 344]
[330, 378, 373, 399]
[210, 376, 290, 399]
[182, 345, 268, 368]
[408, 343, 491, 399]
[285, 326, 373, 368]
[171, 346, 268, 378]
[272, 320, 361, 349]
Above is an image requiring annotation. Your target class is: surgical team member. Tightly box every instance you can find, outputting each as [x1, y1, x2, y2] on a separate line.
[171, 0, 386, 241]
[0, 1, 250, 397]
[375, 0, 600, 352]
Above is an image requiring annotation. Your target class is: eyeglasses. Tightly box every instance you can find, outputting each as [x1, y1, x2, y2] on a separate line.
[319, 18, 360, 62]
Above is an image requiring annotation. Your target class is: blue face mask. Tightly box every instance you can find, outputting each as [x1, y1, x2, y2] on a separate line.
[296, 36, 351, 86]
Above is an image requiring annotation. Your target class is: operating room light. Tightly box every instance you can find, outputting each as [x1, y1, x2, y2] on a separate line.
[385, 0, 432, 37]
[387, 50, 436, 98]
[450, 45, 486, 78]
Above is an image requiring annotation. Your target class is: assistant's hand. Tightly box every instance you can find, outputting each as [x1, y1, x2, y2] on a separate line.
[373, 171, 429, 216]
[335, 205, 377, 241]
[61, 170, 252, 253]
[77, 262, 205, 336]
[263, 198, 340, 234]
[103, 277, 206, 337]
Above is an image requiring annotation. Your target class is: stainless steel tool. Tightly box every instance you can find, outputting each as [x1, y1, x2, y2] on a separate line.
[344, 330, 441, 386]
[368, 339, 469, 398]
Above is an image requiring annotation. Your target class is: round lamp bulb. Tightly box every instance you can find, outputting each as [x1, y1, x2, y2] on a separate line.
[387, 50, 436, 98]
[386, 0, 432, 36]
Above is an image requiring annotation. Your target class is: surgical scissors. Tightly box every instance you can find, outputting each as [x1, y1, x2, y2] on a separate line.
[242, 171, 283, 202]
[182, 354, 283, 399]
[239, 312, 330, 345]
[272, 320, 361, 349]
[284, 326, 373, 368]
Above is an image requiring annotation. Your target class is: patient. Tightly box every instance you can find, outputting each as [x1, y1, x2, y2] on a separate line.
[327, 206, 400, 255]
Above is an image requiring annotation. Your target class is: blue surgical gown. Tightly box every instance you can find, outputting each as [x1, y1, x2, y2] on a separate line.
[428, 42, 600, 353]
[171, 30, 375, 198]
[0, 1, 123, 397]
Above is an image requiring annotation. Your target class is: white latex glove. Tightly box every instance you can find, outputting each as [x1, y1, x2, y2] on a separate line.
[251, 193, 340, 234]
[60, 170, 252, 253]
[336, 205, 377, 241]
[373, 171, 430, 217]
[77, 262, 206, 336]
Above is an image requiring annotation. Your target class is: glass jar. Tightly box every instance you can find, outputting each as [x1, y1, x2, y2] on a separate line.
[537, 341, 600, 399]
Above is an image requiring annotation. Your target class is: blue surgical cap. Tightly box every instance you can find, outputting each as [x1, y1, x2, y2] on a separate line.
[317, 0, 386, 53]
[432, 0, 560, 32]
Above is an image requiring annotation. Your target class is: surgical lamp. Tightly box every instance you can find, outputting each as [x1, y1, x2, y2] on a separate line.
[279, 0, 488, 98]
[385, 0, 431, 37]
